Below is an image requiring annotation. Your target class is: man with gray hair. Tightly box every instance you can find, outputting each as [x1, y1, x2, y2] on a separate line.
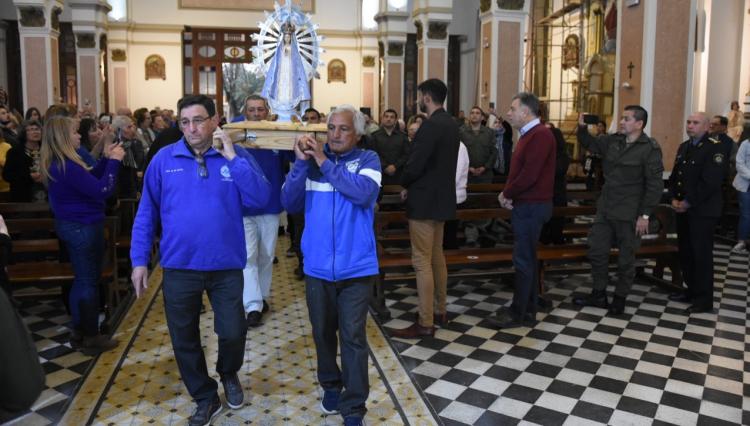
[111, 114, 147, 198]
[491, 92, 556, 329]
[281, 104, 381, 426]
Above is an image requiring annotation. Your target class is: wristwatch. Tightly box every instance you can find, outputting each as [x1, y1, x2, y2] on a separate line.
[641, 214, 649, 220]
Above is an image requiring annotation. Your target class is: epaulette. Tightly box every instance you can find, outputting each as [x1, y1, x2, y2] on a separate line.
[709, 137, 720, 144]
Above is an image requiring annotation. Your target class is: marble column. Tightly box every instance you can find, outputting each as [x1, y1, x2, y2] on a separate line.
[412, 0, 452, 86]
[477, 0, 529, 113]
[616, 0, 694, 170]
[71, 0, 111, 116]
[376, 1, 408, 117]
[14, 0, 65, 110]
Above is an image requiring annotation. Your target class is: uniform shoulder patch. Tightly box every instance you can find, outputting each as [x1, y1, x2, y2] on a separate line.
[713, 153, 724, 164]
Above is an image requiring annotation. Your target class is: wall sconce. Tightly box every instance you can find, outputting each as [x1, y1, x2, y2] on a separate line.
[483, 37, 489, 48]
[621, 81, 633, 90]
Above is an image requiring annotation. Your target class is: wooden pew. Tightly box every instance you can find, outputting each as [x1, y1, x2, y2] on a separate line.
[371, 204, 680, 320]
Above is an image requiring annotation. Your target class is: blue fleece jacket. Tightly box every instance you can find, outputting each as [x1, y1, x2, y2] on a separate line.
[48, 157, 121, 224]
[130, 139, 270, 270]
[241, 148, 294, 216]
[281, 146, 381, 281]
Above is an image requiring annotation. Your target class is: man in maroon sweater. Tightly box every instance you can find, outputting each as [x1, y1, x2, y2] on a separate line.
[490, 92, 556, 329]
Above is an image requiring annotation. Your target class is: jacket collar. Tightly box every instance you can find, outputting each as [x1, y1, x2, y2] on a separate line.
[172, 137, 221, 158]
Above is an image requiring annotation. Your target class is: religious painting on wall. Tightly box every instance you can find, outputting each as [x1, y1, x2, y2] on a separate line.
[179, 0, 313, 12]
[145, 55, 166, 80]
[327, 59, 346, 83]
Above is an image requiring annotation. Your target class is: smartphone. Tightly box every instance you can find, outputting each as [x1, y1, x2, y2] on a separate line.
[583, 114, 600, 125]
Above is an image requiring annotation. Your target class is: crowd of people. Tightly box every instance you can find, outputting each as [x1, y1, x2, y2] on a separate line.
[0, 84, 748, 425]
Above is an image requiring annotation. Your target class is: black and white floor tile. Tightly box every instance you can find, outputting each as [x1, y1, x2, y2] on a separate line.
[380, 243, 750, 426]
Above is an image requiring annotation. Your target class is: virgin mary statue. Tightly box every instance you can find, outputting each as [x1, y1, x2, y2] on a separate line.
[261, 21, 311, 121]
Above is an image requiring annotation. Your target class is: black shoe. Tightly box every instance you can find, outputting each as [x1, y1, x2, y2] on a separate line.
[668, 292, 691, 303]
[486, 307, 534, 329]
[220, 373, 244, 409]
[294, 267, 304, 280]
[188, 394, 222, 426]
[262, 300, 269, 314]
[246, 311, 262, 328]
[69, 329, 83, 350]
[608, 295, 626, 315]
[80, 334, 118, 356]
[573, 290, 608, 309]
[685, 304, 713, 314]
[285, 247, 296, 258]
[273, 256, 279, 264]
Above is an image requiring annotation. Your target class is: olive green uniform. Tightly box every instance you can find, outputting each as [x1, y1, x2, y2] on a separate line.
[459, 125, 497, 184]
[577, 126, 664, 297]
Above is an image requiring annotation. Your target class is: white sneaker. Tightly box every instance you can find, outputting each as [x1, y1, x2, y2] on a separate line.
[731, 242, 748, 254]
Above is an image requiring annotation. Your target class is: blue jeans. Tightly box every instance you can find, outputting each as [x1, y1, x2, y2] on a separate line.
[737, 190, 750, 241]
[55, 220, 104, 336]
[306, 275, 373, 418]
[162, 268, 246, 403]
[510, 202, 552, 318]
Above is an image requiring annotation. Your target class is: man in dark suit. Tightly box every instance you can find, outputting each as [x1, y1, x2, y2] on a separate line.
[668, 112, 726, 314]
[387, 79, 459, 338]
[489, 92, 556, 329]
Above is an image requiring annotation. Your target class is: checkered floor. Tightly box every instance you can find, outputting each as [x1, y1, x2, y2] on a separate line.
[380, 243, 750, 425]
[5, 298, 95, 425]
[6, 240, 750, 425]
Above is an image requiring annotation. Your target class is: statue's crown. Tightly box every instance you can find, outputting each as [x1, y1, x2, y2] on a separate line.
[281, 21, 295, 34]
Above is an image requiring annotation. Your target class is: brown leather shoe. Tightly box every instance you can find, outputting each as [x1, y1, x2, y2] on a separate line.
[387, 322, 435, 339]
[433, 312, 448, 327]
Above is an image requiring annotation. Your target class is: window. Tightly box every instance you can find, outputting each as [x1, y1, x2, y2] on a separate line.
[108, 0, 127, 21]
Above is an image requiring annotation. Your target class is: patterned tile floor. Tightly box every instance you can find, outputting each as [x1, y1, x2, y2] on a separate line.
[5, 238, 749, 425]
[381, 243, 750, 425]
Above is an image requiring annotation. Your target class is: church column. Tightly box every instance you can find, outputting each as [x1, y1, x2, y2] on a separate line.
[71, 0, 110, 116]
[412, 0, 452, 85]
[13, 0, 65, 110]
[376, 1, 408, 116]
[617, 0, 694, 170]
[477, 0, 529, 113]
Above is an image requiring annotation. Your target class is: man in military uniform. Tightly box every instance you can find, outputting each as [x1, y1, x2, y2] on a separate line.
[459, 106, 499, 247]
[573, 106, 664, 315]
[368, 109, 410, 185]
[667, 112, 726, 314]
[460, 106, 498, 184]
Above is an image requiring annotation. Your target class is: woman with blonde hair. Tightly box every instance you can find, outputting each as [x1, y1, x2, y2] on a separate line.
[41, 116, 125, 355]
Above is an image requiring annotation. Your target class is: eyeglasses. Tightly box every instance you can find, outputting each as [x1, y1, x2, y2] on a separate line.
[179, 116, 210, 128]
[195, 154, 208, 179]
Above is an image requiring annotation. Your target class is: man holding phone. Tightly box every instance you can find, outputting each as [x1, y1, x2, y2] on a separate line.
[574, 106, 664, 315]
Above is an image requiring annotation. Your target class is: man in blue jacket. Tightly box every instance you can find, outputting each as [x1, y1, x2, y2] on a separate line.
[130, 95, 270, 426]
[281, 105, 380, 426]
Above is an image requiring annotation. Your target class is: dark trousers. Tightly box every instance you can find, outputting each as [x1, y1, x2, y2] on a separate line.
[588, 216, 641, 298]
[676, 213, 717, 308]
[55, 220, 104, 336]
[510, 202, 552, 318]
[289, 212, 305, 269]
[305, 275, 372, 418]
[162, 268, 246, 403]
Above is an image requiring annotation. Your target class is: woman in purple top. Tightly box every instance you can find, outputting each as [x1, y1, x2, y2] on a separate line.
[40, 116, 125, 355]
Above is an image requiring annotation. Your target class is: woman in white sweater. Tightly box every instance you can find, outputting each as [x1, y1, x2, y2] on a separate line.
[732, 138, 750, 253]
